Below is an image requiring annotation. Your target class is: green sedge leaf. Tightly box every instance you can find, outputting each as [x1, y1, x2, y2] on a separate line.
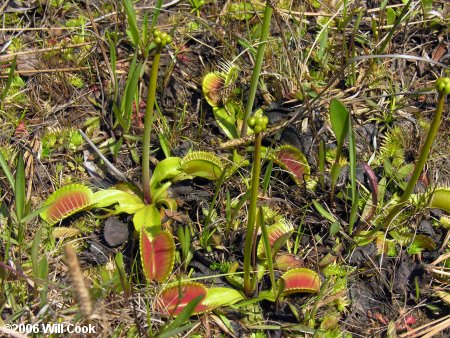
[386, 7, 396, 26]
[281, 268, 321, 295]
[122, 0, 140, 47]
[141, 228, 175, 283]
[157, 282, 208, 316]
[329, 99, 349, 150]
[0, 149, 15, 192]
[15, 154, 25, 221]
[312, 200, 337, 222]
[1, 56, 17, 100]
[40, 184, 94, 225]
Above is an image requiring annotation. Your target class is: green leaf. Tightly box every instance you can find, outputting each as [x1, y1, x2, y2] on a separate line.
[386, 7, 396, 25]
[202, 287, 245, 309]
[123, 0, 140, 47]
[317, 26, 328, 60]
[157, 282, 208, 316]
[133, 204, 160, 232]
[1, 56, 17, 101]
[141, 228, 175, 282]
[40, 184, 94, 225]
[347, 113, 358, 234]
[407, 234, 436, 254]
[0, 151, 15, 192]
[115, 252, 131, 296]
[213, 106, 239, 139]
[312, 200, 337, 222]
[329, 99, 349, 151]
[121, 59, 143, 132]
[15, 154, 25, 221]
[93, 189, 144, 214]
[150, 157, 183, 196]
[430, 188, 450, 213]
[151, 0, 164, 30]
[31, 226, 43, 278]
[37, 255, 49, 280]
[397, 163, 414, 179]
[159, 133, 172, 158]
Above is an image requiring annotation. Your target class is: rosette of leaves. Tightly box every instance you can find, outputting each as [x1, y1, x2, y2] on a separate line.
[40, 151, 224, 283]
[202, 62, 243, 139]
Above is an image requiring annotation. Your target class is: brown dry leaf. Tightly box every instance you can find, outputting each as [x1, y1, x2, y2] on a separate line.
[163, 209, 191, 223]
[16, 53, 40, 72]
[431, 42, 447, 62]
[53, 227, 81, 239]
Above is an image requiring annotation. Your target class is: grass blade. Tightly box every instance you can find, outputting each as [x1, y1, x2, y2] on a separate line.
[0, 56, 17, 101]
[151, 0, 164, 30]
[0, 151, 15, 192]
[15, 154, 25, 222]
[348, 112, 358, 234]
[123, 0, 140, 48]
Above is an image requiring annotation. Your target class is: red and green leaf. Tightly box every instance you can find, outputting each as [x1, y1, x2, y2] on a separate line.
[157, 282, 208, 316]
[273, 145, 310, 185]
[40, 184, 94, 225]
[202, 287, 245, 309]
[273, 253, 304, 271]
[257, 219, 293, 259]
[281, 268, 321, 295]
[140, 228, 175, 283]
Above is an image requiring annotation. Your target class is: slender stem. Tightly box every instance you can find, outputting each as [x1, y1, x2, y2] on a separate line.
[240, 3, 273, 137]
[142, 47, 162, 204]
[383, 91, 446, 226]
[259, 206, 276, 295]
[243, 132, 263, 296]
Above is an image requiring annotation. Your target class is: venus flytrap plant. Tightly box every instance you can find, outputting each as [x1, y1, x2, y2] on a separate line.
[38, 28, 228, 285]
[382, 78, 450, 228]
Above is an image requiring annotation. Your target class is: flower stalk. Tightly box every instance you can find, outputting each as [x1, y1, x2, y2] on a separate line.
[243, 114, 268, 296]
[142, 30, 172, 204]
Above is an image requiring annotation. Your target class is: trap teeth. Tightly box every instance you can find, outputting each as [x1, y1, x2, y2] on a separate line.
[103, 217, 129, 247]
